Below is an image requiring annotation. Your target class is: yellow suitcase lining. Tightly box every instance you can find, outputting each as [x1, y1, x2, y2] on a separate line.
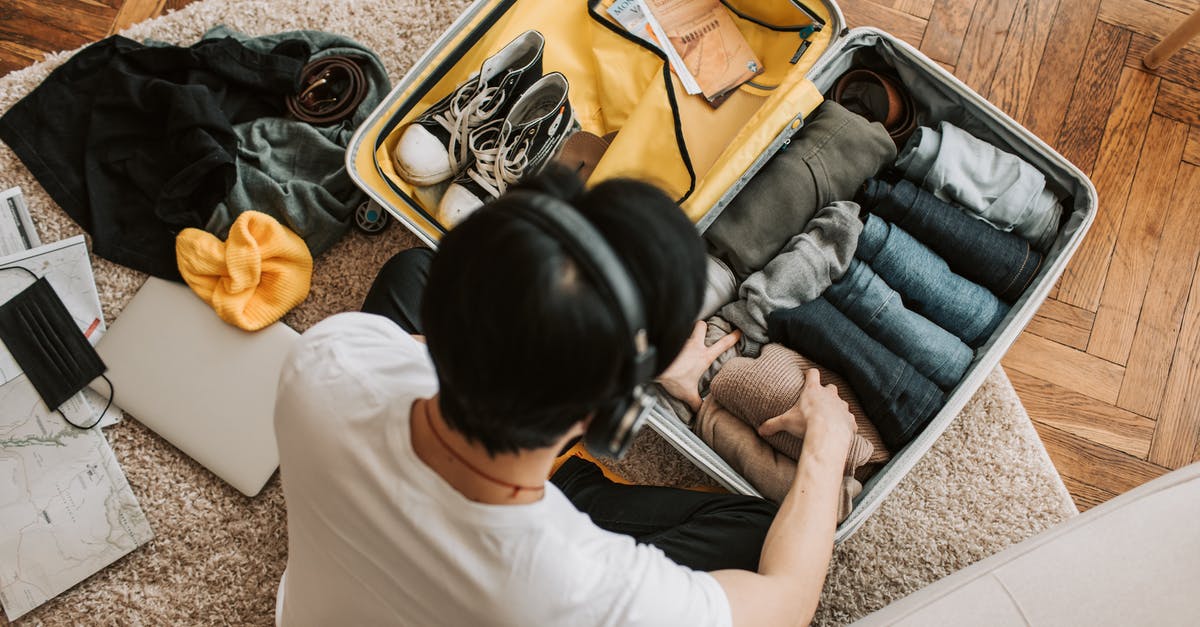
[352, 0, 834, 242]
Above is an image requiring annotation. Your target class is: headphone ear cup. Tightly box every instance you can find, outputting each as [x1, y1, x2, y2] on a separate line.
[583, 398, 633, 459]
[583, 387, 654, 459]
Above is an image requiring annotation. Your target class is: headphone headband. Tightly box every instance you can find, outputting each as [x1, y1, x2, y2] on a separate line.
[503, 191, 654, 376]
[502, 190, 657, 457]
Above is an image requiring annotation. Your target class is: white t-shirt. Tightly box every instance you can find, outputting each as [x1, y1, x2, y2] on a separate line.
[274, 312, 732, 627]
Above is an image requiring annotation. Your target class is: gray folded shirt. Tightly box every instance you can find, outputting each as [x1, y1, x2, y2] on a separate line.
[896, 121, 1061, 251]
[201, 26, 392, 257]
[719, 201, 864, 343]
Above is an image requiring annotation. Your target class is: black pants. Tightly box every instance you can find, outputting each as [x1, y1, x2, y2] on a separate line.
[362, 249, 778, 572]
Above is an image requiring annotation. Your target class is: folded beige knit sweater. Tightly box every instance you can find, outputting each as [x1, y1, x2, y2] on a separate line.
[694, 343, 892, 521]
[713, 344, 889, 469]
[694, 399, 862, 521]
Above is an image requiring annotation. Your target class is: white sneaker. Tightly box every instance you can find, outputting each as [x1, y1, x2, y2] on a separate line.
[392, 31, 544, 186]
[438, 72, 578, 226]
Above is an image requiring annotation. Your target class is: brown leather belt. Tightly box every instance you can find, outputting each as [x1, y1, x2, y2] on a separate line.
[833, 69, 918, 148]
[286, 55, 368, 125]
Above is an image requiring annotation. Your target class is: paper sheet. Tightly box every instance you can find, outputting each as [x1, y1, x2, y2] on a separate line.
[0, 374, 153, 620]
[0, 187, 40, 256]
[634, 0, 703, 95]
[608, 0, 658, 47]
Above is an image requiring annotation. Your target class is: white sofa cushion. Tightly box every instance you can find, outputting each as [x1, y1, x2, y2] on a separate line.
[854, 462, 1200, 626]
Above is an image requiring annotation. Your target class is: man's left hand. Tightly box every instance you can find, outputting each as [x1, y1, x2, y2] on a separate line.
[656, 321, 741, 412]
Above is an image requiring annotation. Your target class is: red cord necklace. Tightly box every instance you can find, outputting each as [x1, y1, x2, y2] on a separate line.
[423, 405, 545, 498]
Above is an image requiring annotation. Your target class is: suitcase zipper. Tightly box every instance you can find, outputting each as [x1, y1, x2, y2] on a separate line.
[695, 117, 802, 233]
[719, 0, 826, 30]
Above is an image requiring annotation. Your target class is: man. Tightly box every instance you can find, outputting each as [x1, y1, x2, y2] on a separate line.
[273, 167, 857, 626]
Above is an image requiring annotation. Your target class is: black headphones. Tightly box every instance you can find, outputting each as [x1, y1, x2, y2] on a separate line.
[504, 191, 658, 459]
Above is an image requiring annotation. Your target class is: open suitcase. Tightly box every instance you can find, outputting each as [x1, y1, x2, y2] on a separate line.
[346, 0, 1098, 543]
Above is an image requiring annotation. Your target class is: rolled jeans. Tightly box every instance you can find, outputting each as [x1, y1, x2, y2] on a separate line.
[895, 121, 1061, 251]
[824, 259, 973, 390]
[859, 178, 1043, 303]
[362, 248, 778, 572]
[856, 215, 1009, 348]
[767, 297, 944, 451]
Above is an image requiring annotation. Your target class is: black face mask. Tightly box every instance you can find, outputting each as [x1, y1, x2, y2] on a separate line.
[0, 276, 107, 414]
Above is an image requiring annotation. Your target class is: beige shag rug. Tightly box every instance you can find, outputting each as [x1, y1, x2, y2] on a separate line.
[0, 1, 1077, 624]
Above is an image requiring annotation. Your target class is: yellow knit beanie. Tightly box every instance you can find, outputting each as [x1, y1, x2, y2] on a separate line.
[176, 211, 312, 331]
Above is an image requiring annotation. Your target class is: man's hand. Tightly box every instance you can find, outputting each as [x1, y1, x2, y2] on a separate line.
[656, 321, 741, 412]
[713, 370, 857, 627]
[757, 368, 856, 465]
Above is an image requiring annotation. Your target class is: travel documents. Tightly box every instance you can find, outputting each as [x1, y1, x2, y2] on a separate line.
[610, 0, 763, 106]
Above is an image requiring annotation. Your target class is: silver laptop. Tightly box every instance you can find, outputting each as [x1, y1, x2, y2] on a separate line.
[91, 277, 299, 496]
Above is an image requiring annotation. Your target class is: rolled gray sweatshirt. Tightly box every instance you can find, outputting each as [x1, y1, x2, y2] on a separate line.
[896, 121, 1062, 251]
[719, 201, 863, 343]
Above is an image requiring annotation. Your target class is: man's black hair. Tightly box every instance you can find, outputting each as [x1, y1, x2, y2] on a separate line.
[421, 166, 707, 455]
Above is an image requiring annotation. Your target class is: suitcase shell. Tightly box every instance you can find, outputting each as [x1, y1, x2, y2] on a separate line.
[346, 1, 1097, 543]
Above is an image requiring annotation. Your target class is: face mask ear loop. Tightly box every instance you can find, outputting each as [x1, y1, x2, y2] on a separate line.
[0, 266, 111, 430]
[58, 374, 114, 430]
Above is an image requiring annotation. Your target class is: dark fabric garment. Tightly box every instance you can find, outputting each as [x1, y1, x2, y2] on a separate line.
[766, 297, 944, 450]
[824, 258, 973, 390]
[0, 35, 306, 280]
[705, 100, 896, 279]
[551, 456, 777, 572]
[855, 214, 1009, 348]
[360, 248, 434, 334]
[198, 27, 392, 258]
[858, 178, 1043, 303]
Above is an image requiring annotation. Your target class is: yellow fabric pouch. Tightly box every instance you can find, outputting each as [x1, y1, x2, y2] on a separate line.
[351, 0, 833, 240]
[176, 211, 313, 331]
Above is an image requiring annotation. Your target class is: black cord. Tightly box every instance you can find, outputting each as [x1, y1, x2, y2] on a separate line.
[0, 265, 113, 429]
[57, 374, 114, 430]
[720, 0, 825, 31]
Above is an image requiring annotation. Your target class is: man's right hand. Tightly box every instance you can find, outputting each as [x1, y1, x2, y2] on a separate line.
[713, 368, 860, 627]
[756, 369, 856, 466]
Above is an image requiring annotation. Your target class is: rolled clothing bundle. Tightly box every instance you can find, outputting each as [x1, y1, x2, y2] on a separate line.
[896, 121, 1061, 251]
[824, 258, 974, 390]
[705, 100, 896, 278]
[711, 344, 887, 470]
[176, 211, 313, 331]
[859, 178, 1043, 302]
[767, 297, 945, 451]
[698, 255, 738, 321]
[694, 398, 864, 521]
[719, 201, 863, 343]
[856, 214, 1008, 347]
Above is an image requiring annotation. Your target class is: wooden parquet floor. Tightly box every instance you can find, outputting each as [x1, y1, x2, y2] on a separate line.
[2, 0, 1198, 512]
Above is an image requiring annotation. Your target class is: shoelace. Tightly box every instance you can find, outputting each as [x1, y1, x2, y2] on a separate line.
[429, 80, 504, 172]
[467, 129, 531, 199]
[467, 109, 574, 199]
